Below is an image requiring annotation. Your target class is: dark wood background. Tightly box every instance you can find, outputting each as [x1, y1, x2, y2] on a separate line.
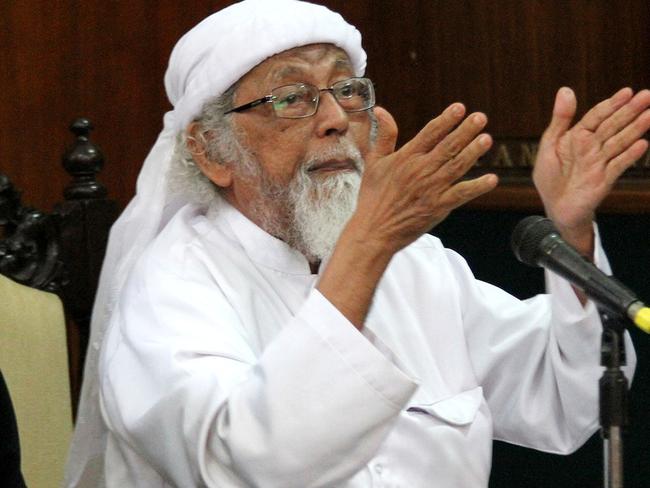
[1, 0, 648, 212]
[1, 1, 648, 487]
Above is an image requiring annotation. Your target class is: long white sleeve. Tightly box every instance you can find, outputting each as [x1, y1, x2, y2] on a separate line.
[449, 233, 636, 453]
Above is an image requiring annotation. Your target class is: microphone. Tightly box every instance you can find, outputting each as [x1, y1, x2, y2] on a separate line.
[511, 215, 650, 333]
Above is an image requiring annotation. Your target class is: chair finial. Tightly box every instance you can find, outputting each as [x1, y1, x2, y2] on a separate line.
[62, 118, 107, 200]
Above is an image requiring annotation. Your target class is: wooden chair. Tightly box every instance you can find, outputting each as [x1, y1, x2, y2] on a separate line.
[0, 119, 117, 486]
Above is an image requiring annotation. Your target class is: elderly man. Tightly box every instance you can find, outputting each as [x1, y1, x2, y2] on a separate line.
[65, 1, 649, 487]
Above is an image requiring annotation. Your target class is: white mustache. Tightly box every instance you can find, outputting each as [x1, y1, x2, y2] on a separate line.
[302, 140, 364, 174]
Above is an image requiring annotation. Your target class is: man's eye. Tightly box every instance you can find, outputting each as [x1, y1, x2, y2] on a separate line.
[282, 93, 300, 105]
[338, 84, 354, 98]
[280, 93, 300, 105]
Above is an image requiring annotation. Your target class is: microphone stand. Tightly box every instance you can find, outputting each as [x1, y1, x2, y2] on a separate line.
[599, 311, 629, 488]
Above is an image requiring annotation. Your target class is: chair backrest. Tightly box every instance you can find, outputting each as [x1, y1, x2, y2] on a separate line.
[0, 274, 72, 487]
[0, 118, 118, 415]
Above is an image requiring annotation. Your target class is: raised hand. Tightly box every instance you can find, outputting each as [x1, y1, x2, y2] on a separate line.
[351, 104, 497, 255]
[318, 104, 497, 328]
[533, 87, 650, 254]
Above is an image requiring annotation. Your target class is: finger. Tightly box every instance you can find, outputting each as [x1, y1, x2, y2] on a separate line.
[429, 113, 488, 169]
[437, 173, 499, 210]
[541, 87, 577, 144]
[596, 89, 650, 142]
[434, 132, 492, 181]
[602, 108, 650, 160]
[367, 106, 398, 159]
[401, 103, 466, 156]
[604, 139, 649, 186]
[578, 87, 633, 131]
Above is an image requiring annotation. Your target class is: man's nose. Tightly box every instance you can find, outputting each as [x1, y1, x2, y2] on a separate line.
[314, 91, 349, 137]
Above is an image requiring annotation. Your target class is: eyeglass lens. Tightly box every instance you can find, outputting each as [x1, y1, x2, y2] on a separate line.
[271, 78, 374, 118]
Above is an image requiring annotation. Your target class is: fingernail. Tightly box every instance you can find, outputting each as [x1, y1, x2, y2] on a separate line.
[559, 86, 573, 97]
[473, 113, 486, 125]
[486, 174, 498, 185]
[615, 87, 632, 99]
[452, 104, 463, 116]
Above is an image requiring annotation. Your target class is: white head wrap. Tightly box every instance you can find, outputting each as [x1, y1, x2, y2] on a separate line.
[64, 1, 365, 485]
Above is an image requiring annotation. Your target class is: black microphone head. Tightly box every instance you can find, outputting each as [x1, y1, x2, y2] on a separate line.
[511, 215, 559, 267]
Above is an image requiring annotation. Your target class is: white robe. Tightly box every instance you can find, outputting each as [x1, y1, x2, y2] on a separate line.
[99, 198, 635, 487]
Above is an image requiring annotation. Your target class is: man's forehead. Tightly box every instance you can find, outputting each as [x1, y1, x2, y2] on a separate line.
[245, 44, 353, 86]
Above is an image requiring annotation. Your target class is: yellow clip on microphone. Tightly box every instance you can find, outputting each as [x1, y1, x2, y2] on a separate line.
[631, 305, 650, 333]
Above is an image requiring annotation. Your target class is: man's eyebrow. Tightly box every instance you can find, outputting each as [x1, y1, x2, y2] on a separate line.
[269, 56, 354, 85]
[271, 65, 306, 83]
[333, 57, 353, 71]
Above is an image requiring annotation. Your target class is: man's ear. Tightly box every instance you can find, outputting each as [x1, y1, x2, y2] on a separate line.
[186, 122, 233, 189]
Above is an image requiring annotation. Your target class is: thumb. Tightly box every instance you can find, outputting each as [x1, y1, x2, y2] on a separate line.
[542, 87, 577, 144]
[368, 106, 398, 160]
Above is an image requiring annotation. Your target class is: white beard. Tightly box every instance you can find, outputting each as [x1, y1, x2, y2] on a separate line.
[288, 167, 362, 262]
[240, 140, 364, 262]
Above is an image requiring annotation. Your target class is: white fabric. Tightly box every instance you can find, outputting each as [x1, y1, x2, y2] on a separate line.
[98, 197, 635, 487]
[64, 2, 365, 486]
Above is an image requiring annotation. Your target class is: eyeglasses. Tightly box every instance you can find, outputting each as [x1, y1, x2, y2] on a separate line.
[224, 77, 376, 119]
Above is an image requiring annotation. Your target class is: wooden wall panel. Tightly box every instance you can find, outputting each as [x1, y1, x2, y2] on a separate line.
[0, 1, 234, 211]
[1, 1, 648, 212]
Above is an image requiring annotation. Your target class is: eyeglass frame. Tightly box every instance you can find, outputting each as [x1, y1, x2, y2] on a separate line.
[223, 77, 376, 119]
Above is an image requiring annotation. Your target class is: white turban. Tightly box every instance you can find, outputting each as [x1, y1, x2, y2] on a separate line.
[167, 0, 366, 131]
[64, 1, 365, 486]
